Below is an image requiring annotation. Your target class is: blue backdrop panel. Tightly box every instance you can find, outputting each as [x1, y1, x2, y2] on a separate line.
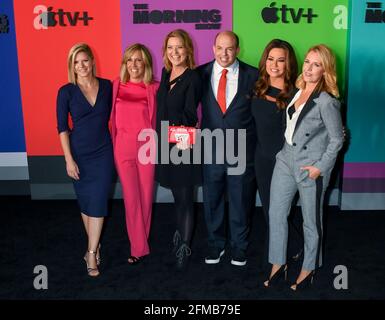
[0, 0, 26, 152]
[344, 0, 385, 162]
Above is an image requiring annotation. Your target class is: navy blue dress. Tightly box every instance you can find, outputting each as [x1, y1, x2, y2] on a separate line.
[56, 78, 114, 217]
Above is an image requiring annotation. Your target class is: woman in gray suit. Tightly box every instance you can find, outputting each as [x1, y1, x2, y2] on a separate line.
[263, 44, 344, 290]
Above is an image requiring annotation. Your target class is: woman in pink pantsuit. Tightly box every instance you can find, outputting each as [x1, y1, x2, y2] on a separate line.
[111, 44, 159, 264]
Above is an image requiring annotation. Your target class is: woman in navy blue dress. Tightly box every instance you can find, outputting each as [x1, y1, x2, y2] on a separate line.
[56, 43, 114, 277]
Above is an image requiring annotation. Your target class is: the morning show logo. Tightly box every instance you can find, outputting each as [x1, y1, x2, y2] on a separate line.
[133, 3, 221, 30]
[33, 5, 94, 30]
[261, 2, 318, 24]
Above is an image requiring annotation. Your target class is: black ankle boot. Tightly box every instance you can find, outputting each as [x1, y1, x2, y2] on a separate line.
[172, 230, 181, 253]
[175, 242, 191, 270]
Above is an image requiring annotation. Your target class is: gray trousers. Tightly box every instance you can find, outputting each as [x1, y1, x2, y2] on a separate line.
[268, 144, 328, 271]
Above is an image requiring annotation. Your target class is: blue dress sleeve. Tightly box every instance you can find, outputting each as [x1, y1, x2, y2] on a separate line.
[56, 86, 70, 134]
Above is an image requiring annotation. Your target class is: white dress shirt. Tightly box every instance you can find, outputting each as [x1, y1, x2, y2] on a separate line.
[211, 60, 239, 109]
[285, 89, 305, 145]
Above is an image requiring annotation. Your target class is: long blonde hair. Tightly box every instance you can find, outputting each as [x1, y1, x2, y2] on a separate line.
[67, 43, 96, 84]
[296, 44, 339, 98]
[120, 43, 154, 84]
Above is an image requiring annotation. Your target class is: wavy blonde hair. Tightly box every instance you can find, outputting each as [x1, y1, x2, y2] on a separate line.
[296, 44, 339, 98]
[162, 29, 195, 71]
[67, 43, 96, 84]
[120, 43, 153, 84]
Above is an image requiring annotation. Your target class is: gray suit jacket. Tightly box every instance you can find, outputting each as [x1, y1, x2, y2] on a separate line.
[277, 90, 344, 184]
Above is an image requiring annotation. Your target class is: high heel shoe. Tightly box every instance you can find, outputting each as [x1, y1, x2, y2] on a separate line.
[128, 255, 145, 265]
[84, 244, 101, 266]
[96, 244, 101, 266]
[290, 270, 315, 291]
[263, 264, 288, 288]
[84, 250, 100, 277]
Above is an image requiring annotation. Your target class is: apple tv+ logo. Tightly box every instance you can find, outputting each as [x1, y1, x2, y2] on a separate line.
[261, 2, 318, 24]
[33, 5, 94, 30]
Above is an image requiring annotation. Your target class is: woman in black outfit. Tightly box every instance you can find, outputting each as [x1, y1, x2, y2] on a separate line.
[155, 29, 201, 270]
[251, 39, 298, 266]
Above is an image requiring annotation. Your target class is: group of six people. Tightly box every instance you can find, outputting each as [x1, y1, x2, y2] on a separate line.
[56, 30, 344, 291]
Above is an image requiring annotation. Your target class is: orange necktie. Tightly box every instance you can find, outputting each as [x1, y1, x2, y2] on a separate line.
[217, 69, 228, 114]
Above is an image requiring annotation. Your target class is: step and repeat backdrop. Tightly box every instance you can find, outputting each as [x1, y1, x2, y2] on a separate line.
[1, 0, 384, 209]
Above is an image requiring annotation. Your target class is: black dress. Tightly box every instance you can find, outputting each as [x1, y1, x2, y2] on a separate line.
[56, 78, 114, 217]
[252, 86, 304, 265]
[251, 86, 285, 218]
[155, 68, 202, 188]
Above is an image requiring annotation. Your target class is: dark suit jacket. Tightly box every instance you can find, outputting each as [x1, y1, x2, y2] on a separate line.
[197, 59, 259, 166]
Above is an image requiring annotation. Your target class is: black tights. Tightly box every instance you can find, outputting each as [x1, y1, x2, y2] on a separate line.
[171, 187, 194, 245]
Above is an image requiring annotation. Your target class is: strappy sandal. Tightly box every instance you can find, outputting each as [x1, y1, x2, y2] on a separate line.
[84, 250, 100, 277]
[128, 255, 144, 265]
[84, 244, 101, 266]
[96, 244, 101, 266]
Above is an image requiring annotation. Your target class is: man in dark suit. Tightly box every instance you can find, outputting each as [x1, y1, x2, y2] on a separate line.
[197, 31, 258, 266]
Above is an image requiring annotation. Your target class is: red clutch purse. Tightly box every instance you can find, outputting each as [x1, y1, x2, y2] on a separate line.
[168, 126, 196, 144]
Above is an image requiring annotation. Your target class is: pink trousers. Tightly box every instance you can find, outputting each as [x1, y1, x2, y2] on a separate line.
[114, 131, 154, 257]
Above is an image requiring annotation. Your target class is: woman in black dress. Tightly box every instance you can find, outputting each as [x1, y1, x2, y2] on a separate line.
[155, 29, 201, 270]
[251, 39, 298, 267]
[57, 43, 114, 277]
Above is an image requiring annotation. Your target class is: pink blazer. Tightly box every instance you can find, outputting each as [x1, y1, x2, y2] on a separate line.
[110, 78, 159, 148]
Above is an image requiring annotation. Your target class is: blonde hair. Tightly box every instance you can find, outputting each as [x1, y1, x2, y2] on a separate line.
[296, 44, 339, 98]
[120, 43, 153, 84]
[162, 29, 195, 71]
[67, 43, 96, 84]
